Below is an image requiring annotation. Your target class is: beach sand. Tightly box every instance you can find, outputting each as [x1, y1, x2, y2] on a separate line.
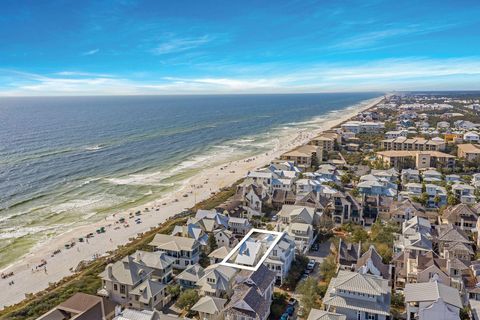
[0, 96, 383, 309]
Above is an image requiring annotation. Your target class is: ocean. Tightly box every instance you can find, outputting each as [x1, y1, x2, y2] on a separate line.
[0, 93, 380, 267]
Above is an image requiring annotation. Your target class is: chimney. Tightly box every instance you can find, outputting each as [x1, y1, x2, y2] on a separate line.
[136, 251, 142, 262]
[107, 264, 113, 279]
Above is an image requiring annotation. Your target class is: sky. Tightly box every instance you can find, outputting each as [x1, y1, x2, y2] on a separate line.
[1, 0, 480, 96]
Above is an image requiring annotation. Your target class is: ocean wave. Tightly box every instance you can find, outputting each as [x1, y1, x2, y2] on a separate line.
[106, 171, 172, 186]
[85, 144, 106, 151]
[0, 225, 57, 240]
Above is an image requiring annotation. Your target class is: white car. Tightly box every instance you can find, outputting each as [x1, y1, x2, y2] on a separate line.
[307, 259, 316, 270]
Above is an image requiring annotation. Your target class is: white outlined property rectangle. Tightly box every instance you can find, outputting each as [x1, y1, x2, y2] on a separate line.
[219, 228, 284, 271]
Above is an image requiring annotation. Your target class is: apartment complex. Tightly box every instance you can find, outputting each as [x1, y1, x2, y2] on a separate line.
[381, 137, 445, 152]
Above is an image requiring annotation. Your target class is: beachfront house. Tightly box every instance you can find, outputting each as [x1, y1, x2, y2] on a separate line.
[280, 144, 322, 169]
[37, 293, 117, 320]
[341, 121, 385, 134]
[149, 234, 200, 269]
[98, 252, 173, 310]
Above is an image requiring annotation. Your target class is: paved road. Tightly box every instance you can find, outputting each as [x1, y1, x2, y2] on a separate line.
[290, 240, 331, 319]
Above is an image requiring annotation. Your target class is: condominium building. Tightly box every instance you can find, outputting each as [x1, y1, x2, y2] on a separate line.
[381, 137, 445, 152]
[457, 144, 480, 161]
[376, 150, 455, 170]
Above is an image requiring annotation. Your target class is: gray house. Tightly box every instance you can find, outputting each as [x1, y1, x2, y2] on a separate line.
[323, 270, 391, 320]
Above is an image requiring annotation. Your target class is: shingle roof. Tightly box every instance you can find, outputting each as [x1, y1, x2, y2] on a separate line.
[331, 270, 389, 296]
[307, 309, 346, 320]
[100, 256, 153, 286]
[208, 246, 230, 260]
[191, 296, 227, 314]
[437, 225, 470, 243]
[355, 246, 390, 279]
[149, 234, 198, 251]
[176, 264, 205, 282]
[404, 281, 462, 309]
[130, 280, 166, 304]
[247, 264, 276, 294]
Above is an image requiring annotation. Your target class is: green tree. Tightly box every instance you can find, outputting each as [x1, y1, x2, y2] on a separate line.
[341, 172, 353, 185]
[297, 277, 322, 315]
[283, 255, 309, 290]
[166, 284, 181, 298]
[351, 227, 369, 243]
[311, 155, 319, 171]
[208, 234, 217, 254]
[270, 292, 288, 319]
[319, 254, 337, 283]
[176, 289, 200, 311]
[447, 194, 460, 206]
[375, 243, 393, 264]
[391, 292, 405, 308]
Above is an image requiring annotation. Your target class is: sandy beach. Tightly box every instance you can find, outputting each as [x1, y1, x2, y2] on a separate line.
[0, 96, 383, 309]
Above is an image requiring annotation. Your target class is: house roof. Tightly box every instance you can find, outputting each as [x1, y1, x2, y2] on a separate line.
[322, 295, 390, 316]
[133, 250, 175, 271]
[404, 281, 462, 309]
[458, 144, 480, 154]
[197, 264, 237, 293]
[114, 309, 157, 320]
[307, 309, 346, 320]
[100, 256, 153, 286]
[235, 240, 262, 266]
[290, 222, 311, 233]
[208, 246, 230, 260]
[130, 280, 166, 304]
[437, 224, 470, 243]
[176, 264, 205, 282]
[244, 264, 276, 294]
[355, 246, 390, 279]
[226, 265, 275, 319]
[330, 270, 389, 296]
[191, 296, 227, 314]
[338, 239, 360, 266]
[149, 234, 198, 251]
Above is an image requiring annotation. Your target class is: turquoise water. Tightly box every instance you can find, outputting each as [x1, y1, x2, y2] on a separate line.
[0, 93, 380, 266]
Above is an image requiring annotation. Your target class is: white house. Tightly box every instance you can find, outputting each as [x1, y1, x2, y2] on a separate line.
[404, 281, 462, 320]
[464, 132, 480, 143]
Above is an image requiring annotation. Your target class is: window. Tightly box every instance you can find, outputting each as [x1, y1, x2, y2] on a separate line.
[114, 284, 118, 291]
[120, 285, 126, 294]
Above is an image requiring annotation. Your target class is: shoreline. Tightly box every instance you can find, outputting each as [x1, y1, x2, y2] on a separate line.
[0, 95, 384, 309]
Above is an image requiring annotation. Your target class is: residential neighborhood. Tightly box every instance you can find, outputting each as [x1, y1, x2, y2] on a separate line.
[32, 93, 480, 320]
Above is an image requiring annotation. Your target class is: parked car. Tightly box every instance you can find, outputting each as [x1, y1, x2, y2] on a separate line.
[288, 298, 297, 307]
[310, 243, 319, 251]
[280, 313, 289, 320]
[307, 259, 316, 270]
[286, 305, 295, 316]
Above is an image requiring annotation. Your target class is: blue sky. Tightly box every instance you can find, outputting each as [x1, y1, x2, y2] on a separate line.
[1, 0, 480, 95]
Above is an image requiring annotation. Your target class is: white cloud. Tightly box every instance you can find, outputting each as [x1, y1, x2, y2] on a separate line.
[1, 57, 480, 96]
[152, 35, 212, 55]
[82, 48, 100, 56]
